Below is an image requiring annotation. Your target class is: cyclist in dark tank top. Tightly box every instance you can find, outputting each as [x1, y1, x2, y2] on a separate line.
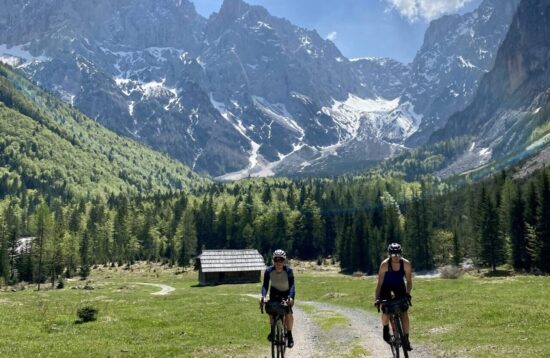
[374, 243, 413, 351]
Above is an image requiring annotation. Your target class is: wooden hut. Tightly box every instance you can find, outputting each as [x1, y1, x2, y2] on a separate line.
[197, 249, 266, 285]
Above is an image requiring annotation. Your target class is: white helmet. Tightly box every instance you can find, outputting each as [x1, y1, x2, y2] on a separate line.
[273, 249, 287, 260]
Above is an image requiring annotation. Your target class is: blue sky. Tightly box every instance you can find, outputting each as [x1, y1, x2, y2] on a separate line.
[193, 0, 483, 63]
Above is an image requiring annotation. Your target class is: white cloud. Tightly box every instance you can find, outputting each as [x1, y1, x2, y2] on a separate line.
[386, 0, 475, 22]
[327, 31, 338, 41]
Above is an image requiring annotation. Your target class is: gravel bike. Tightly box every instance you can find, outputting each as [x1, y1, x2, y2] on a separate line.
[261, 299, 289, 358]
[377, 296, 411, 358]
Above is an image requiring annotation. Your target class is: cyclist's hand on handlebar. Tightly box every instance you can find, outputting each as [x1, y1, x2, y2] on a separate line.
[259, 296, 265, 313]
[287, 297, 294, 307]
[406, 293, 412, 305]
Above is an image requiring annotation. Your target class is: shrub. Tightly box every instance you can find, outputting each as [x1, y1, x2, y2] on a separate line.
[439, 265, 463, 279]
[76, 306, 98, 323]
[56, 279, 64, 289]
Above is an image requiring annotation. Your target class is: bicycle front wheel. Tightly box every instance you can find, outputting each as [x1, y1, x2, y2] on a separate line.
[271, 325, 276, 358]
[390, 339, 399, 358]
[276, 318, 286, 358]
[394, 317, 408, 358]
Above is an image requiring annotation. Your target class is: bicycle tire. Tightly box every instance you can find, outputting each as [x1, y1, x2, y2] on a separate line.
[271, 325, 276, 358]
[276, 317, 286, 358]
[390, 339, 399, 358]
[394, 317, 408, 358]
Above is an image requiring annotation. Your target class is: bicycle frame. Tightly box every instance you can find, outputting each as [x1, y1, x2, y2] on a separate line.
[379, 298, 410, 358]
[262, 300, 288, 358]
[270, 310, 286, 358]
[388, 312, 407, 358]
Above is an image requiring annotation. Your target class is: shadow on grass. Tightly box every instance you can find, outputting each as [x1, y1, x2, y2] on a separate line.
[483, 269, 514, 277]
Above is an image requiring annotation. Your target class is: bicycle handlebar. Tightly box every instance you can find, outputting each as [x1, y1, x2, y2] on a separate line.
[260, 298, 290, 314]
[375, 295, 412, 313]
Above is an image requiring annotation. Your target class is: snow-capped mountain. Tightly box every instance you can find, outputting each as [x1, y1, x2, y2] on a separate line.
[0, 0, 521, 178]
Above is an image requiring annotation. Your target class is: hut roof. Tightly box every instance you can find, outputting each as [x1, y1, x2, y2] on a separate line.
[198, 249, 266, 273]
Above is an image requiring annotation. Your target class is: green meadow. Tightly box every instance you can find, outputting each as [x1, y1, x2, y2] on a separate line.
[0, 263, 548, 357]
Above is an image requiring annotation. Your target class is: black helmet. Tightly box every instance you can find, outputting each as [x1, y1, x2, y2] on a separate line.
[388, 243, 402, 256]
[273, 249, 287, 260]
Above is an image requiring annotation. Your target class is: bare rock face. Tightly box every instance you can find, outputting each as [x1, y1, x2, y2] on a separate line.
[432, 0, 550, 176]
[401, 0, 521, 147]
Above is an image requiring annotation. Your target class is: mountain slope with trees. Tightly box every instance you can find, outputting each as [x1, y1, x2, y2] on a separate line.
[0, 64, 208, 200]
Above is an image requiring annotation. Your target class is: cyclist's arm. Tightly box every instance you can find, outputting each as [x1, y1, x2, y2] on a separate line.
[261, 269, 271, 299]
[374, 261, 386, 300]
[404, 260, 413, 295]
[287, 267, 295, 300]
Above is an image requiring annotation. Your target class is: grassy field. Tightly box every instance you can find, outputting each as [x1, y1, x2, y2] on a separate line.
[0, 264, 266, 357]
[0, 262, 549, 357]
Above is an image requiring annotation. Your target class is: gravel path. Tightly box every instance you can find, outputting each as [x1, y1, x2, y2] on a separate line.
[245, 294, 434, 357]
[136, 283, 176, 296]
[289, 301, 433, 358]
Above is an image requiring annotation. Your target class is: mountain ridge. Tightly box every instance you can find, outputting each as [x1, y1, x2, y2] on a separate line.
[0, 0, 522, 178]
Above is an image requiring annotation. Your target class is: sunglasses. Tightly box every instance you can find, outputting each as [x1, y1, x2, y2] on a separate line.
[274, 258, 285, 262]
[390, 253, 401, 257]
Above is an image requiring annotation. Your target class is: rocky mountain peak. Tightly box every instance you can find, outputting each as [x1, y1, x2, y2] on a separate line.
[218, 0, 252, 20]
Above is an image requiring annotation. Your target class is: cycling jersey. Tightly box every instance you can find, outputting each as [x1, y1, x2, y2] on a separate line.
[380, 259, 407, 300]
[261, 265, 295, 301]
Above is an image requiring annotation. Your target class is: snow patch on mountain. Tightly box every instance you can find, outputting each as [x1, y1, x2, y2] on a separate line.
[380, 101, 423, 141]
[322, 94, 400, 141]
[0, 43, 50, 66]
[252, 96, 305, 137]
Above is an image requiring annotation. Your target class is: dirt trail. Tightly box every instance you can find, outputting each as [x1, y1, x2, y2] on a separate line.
[136, 283, 176, 295]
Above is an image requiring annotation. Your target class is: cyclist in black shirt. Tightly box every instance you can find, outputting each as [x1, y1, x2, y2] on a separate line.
[375, 243, 413, 351]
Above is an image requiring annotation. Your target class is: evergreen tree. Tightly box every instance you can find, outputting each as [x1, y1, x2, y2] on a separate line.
[176, 209, 197, 267]
[61, 231, 79, 277]
[113, 198, 131, 265]
[509, 185, 527, 270]
[32, 203, 54, 290]
[525, 223, 540, 271]
[477, 187, 504, 272]
[79, 231, 91, 279]
[293, 199, 324, 259]
[537, 171, 550, 273]
[273, 210, 287, 252]
[261, 185, 272, 204]
[0, 213, 9, 285]
[404, 188, 433, 271]
[452, 231, 460, 266]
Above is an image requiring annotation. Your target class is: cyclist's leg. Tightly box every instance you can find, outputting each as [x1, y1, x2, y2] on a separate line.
[285, 312, 294, 331]
[401, 312, 409, 334]
[267, 309, 275, 341]
[401, 312, 412, 351]
[382, 313, 391, 342]
[285, 311, 294, 348]
[381, 312, 390, 325]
